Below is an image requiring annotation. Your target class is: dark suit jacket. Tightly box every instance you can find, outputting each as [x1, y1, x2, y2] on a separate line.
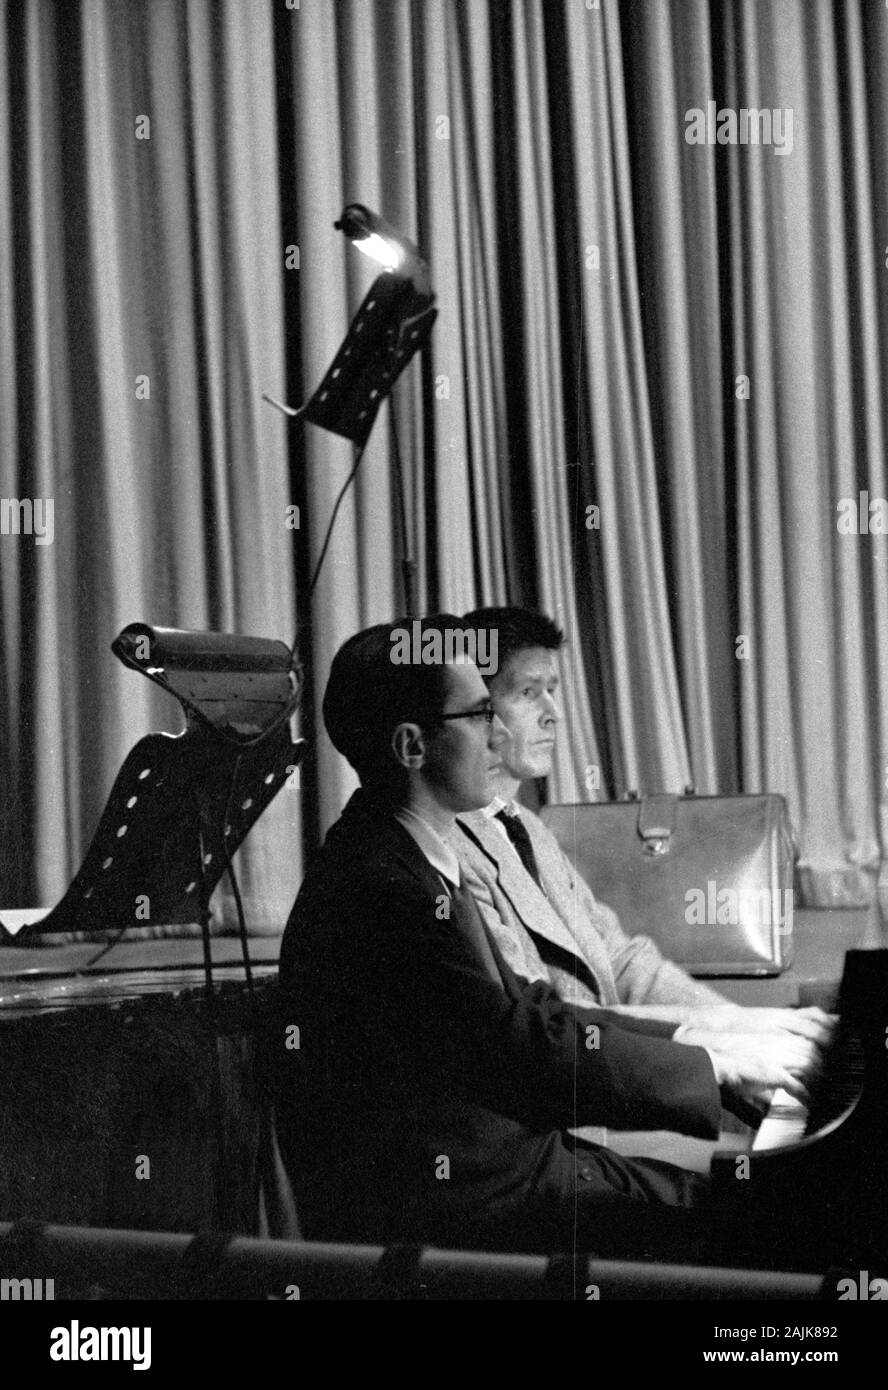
[277, 789, 721, 1250]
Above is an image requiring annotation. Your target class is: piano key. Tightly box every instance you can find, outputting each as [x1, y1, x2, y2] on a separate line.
[752, 1087, 808, 1151]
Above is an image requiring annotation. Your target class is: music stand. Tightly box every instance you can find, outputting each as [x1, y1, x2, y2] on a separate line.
[0, 625, 303, 952]
[300, 273, 437, 449]
[263, 209, 438, 616]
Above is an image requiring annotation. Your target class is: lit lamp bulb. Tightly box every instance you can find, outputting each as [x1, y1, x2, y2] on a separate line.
[335, 204, 430, 293]
[353, 231, 404, 274]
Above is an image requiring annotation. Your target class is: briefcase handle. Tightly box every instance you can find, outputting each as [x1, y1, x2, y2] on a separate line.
[636, 794, 678, 858]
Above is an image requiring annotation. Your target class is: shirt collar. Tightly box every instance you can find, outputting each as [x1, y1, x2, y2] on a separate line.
[394, 807, 461, 889]
[481, 796, 519, 820]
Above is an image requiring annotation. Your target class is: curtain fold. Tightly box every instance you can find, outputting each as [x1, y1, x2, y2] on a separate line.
[2, 0, 887, 918]
[1, 0, 299, 924]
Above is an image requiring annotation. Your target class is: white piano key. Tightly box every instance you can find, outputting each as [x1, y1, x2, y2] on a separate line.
[751, 1087, 809, 1151]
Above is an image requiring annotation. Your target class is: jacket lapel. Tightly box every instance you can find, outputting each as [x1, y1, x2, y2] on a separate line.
[457, 811, 600, 974]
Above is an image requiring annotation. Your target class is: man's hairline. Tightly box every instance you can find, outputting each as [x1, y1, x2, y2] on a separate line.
[485, 642, 562, 693]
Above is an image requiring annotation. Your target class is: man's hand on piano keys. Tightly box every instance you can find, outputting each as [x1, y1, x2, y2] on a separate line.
[674, 1027, 824, 1106]
[681, 1003, 837, 1048]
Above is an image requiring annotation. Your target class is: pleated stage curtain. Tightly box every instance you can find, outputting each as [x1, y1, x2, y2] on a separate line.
[0, 0, 300, 926]
[2, 0, 887, 921]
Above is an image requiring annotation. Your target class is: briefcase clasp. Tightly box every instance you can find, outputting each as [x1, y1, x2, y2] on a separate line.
[643, 836, 670, 858]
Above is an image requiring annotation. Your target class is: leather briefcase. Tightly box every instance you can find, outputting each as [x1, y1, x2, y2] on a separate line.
[540, 792, 796, 976]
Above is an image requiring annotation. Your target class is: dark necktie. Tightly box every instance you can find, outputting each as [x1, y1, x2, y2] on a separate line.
[448, 880, 504, 986]
[496, 808, 543, 890]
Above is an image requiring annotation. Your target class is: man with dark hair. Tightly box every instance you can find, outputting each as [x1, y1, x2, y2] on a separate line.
[277, 615, 741, 1258]
[456, 606, 832, 1126]
[321, 622, 454, 786]
[462, 605, 566, 676]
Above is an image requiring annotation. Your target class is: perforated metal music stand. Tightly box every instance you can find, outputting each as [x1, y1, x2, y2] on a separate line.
[0, 625, 303, 948]
[300, 273, 437, 448]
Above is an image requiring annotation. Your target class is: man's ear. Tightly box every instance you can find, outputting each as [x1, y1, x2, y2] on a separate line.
[391, 721, 426, 770]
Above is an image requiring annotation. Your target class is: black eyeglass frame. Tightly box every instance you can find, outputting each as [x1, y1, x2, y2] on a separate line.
[438, 703, 496, 725]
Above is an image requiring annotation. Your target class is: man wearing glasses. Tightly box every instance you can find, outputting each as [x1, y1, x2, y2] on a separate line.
[278, 615, 727, 1259]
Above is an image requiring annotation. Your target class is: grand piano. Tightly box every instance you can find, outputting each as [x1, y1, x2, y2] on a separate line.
[709, 948, 888, 1274]
[0, 624, 303, 1242]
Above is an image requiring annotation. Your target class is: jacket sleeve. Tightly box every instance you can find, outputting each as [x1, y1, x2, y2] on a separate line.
[460, 850, 706, 1036]
[530, 813, 729, 1009]
[582, 890, 728, 1008]
[346, 871, 722, 1140]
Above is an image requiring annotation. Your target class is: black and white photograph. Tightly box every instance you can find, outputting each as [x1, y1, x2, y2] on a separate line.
[1, 0, 887, 1352]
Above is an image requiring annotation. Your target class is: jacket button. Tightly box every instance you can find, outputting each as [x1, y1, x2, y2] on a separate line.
[579, 1164, 595, 1182]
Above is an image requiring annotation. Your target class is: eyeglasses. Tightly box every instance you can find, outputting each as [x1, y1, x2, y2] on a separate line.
[439, 702, 496, 725]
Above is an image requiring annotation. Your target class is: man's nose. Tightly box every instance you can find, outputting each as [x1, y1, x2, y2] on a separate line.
[541, 692, 562, 723]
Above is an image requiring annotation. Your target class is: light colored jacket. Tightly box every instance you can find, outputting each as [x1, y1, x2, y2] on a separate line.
[456, 805, 725, 1012]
